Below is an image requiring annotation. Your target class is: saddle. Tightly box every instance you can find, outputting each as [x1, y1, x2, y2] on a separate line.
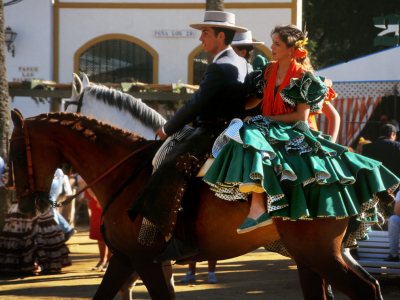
[137, 127, 216, 246]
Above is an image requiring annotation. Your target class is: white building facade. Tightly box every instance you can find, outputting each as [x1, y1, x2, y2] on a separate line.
[5, 0, 303, 118]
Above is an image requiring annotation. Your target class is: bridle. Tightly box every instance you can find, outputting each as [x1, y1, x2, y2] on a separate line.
[65, 92, 84, 113]
[9, 123, 50, 200]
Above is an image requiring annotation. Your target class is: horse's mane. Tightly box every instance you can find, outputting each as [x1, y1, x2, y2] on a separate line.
[84, 84, 166, 132]
[28, 112, 146, 142]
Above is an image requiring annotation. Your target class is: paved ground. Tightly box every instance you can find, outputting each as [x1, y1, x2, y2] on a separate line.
[0, 226, 399, 299]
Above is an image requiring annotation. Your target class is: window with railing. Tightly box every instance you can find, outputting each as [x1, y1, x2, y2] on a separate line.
[79, 39, 153, 84]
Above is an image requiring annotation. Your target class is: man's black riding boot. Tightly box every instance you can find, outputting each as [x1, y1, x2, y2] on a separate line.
[154, 237, 198, 263]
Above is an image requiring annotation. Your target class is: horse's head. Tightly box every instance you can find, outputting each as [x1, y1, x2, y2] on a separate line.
[65, 73, 90, 113]
[9, 110, 62, 217]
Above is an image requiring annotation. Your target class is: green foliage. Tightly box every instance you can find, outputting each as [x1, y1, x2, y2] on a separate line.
[31, 97, 49, 106]
[303, 0, 400, 70]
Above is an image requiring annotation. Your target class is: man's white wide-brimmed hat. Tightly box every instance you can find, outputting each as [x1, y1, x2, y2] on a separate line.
[232, 31, 264, 46]
[190, 11, 248, 33]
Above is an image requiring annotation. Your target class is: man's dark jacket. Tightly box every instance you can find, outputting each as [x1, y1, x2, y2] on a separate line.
[362, 137, 400, 178]
[128, 48, 249, 237]
[164, 48, 249, 135]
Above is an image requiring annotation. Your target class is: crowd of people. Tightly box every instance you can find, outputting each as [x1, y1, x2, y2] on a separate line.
[0, 164, 112, 275]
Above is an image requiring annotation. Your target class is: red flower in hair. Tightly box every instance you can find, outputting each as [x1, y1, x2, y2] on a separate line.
[292, 48, 308, 59]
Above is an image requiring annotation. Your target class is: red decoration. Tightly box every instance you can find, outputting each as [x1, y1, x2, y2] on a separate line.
[292, 48, 308, 59]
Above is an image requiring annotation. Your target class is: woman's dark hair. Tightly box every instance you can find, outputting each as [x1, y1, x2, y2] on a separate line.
[271, 24, 313, 71]
[212, 27, 235, 45]
[236, 45, 254, 63]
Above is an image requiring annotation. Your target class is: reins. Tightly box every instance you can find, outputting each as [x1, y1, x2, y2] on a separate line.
[60, 141, 156, 207]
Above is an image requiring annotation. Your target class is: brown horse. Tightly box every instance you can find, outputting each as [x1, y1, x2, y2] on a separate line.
[9, 110, 383, 300]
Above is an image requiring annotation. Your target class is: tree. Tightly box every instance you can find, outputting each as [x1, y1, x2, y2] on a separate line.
[206, 0, 223, 11]
[0, 0, 12, 229]
[303, 0, 400, 69]
[205, 0, 224, 63]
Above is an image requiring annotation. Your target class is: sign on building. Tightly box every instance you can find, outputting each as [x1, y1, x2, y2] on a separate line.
[373, 14, 399, 47]
[153, 30, 196, 38]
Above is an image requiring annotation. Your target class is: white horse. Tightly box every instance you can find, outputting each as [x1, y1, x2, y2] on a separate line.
[65, 74, 384, 300]
[65, 74, 173, 300]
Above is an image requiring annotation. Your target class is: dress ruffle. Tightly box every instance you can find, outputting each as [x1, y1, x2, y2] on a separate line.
[204, 116, 400, 248]
[0, 201, 71, 275]
[280, 71, 328, 114]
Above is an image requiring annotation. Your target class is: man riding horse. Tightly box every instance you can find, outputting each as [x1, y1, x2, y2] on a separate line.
[128, 11, 250, 262]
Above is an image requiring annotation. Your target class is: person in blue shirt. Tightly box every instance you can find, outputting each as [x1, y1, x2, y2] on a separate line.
[50, 169, 76, 242]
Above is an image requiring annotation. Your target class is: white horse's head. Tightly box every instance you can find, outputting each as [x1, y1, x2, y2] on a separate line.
[65, 73, 166, 140]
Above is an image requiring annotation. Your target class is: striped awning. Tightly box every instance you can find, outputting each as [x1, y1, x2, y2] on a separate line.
[315, 81, 400, 146]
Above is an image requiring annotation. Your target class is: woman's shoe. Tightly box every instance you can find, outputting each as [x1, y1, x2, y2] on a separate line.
[101, 262, 109, 272]
[256, 212, 272, 227]
[92, 261, 106, 271]
[237, 217, 258, 234]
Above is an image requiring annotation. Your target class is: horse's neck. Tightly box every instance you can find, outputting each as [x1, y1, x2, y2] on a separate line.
[46, 119, 147, 204]
[79, 91, 165, 140]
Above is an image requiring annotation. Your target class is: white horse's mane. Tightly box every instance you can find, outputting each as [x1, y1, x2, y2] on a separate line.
[84, 84, 166, 132]
[67, 75, 166, 140]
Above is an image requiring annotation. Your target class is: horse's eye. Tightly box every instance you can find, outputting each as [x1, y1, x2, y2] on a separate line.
[14, 153, 25, 162]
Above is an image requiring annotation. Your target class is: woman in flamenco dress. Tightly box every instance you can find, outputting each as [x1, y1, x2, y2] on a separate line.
[203, 24, 399, 249]
[0, 169, 71, 275]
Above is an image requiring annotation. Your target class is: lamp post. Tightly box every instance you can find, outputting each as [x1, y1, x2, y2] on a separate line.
[5, 26, 17, 57]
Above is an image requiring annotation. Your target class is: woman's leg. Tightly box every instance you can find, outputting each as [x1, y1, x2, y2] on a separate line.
[208, 260, 217, 283]
[238, 192, 269, 233]
[92, 240, 108, 270]
[247, 192, 266, 219]
[207, 260, 217, 273]
[188, 263, 196, 274]
[98, 240, 107, 262]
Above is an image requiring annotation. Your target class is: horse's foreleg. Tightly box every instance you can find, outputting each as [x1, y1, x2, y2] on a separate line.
[295, 259, 329, 300]
[275, 218, 377, 300]
[93, 255, 135, 300]
[117, 261, 175, 300]
[341, 248, 383, 300]
[118, 272, 140, 300]
[133, 259, 175, 300]
[161, 261, 176, 300]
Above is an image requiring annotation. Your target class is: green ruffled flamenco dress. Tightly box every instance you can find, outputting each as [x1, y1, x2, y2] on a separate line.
[203, 71, 400, 254]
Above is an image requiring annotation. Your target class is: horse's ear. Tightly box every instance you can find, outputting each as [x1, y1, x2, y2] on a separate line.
[72, 73, 82, 94]
[14, 108, 23, 117]
[11, 109, 24, 129]
[82, 74, 90, 89]
[71, 84, 79, 102]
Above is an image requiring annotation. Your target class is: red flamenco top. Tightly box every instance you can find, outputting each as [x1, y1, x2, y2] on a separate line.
[260, 60, 336, 130]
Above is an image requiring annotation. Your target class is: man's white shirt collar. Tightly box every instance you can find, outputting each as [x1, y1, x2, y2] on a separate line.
[213, 47, 231, 62]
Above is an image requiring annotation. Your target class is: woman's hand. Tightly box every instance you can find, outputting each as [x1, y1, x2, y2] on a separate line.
[243, 116, 252, 121]
[245, 96, 262, 110]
